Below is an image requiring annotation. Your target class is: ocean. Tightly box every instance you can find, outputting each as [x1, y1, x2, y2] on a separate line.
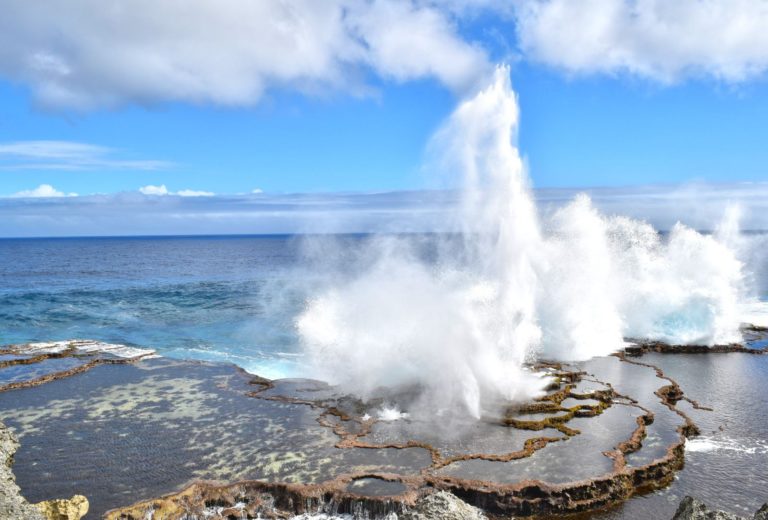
[0, 235, 315, 378]
[2, 233, 767, 383]
[2, 234, 768, 519]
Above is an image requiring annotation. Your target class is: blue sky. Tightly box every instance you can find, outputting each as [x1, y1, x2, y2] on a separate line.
[0, 78, 455, 195]
[4, 66, 768, 196]
[2, 0, 768, 235]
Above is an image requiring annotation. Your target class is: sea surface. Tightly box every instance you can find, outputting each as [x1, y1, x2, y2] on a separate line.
[1, 234, 768, 518]
[2, 233, 767, 380]
[0, 235, 317, 378]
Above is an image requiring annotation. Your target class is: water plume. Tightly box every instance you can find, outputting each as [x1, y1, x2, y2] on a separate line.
[297, 66, 750, 418]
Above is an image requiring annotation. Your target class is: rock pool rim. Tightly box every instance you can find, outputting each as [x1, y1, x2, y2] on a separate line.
[2, 337, 765, 519]
[106, 350, 766, 518]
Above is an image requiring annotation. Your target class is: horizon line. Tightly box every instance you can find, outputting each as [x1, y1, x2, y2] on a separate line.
[3, 229, 768, 240]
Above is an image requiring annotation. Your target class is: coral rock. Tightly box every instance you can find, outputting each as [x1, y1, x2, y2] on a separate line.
[34, 495, 89, 520]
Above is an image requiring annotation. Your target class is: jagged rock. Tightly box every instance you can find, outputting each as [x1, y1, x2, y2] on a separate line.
[671, 496, 748, 520]
[401, 491, 487, 520]
[753, 504, 768, 520]
[0, 421, 45, 520]
[34, 495, 89, 520]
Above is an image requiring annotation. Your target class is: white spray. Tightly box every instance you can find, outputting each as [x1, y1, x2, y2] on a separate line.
[296, 66, 747, 418]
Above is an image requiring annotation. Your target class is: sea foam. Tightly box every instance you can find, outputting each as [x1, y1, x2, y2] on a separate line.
[19, 339, 158, 359]
[297, 66, 752, 418]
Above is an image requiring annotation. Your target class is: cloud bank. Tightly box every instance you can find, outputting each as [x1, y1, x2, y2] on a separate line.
[0, 190, 455, 237]
[139, 185, 214, 197]
[0, 0, 489, 110]
[1, 183, 767, 237]
[514, 0, 768, 82]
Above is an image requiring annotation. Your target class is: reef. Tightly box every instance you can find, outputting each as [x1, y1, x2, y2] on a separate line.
[623, 341, 766, 357]
[624, 325, 768, 358]
[105, 482, 488, 520]
[0, 337, 765, 519]
[0, 339, 156, 392]
[103, 354, 697, 518]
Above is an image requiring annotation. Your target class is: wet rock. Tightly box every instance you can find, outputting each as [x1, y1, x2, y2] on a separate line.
[671, 496, 746, 520]
[34, 495, 89, 520]
[0, 421, 45, 520]
[401, 491, 487, 520]
[753, 504, 768, 520]
[1, 351, 716, 519]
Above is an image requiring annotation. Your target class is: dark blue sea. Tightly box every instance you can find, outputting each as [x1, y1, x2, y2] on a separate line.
[0, 235, 320, 378]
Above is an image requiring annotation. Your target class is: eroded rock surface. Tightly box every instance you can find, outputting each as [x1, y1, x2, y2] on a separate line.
[671, 496, 768, 520]
[400, 491, 487, 520]
[106, 483, 489, 520]
[2, 338, 766, 519]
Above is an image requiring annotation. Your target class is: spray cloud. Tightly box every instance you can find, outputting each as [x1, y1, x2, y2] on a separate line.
[296, 66, 748, 418]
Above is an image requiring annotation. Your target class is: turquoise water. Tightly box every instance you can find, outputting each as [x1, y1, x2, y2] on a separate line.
[0, 235, 315, 377]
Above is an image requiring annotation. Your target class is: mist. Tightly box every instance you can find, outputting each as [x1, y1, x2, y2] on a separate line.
[294, 67, 760, 420]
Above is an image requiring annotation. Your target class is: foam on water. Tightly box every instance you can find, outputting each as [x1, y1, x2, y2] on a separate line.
[686, 436, 768, 455]
[297, 66, 755, 418]
[21, 339, 158, 359]
[377, 406, 409, 422]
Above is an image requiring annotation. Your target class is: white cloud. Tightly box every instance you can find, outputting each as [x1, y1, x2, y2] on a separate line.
[0, 140, 170, 170]
[138, 184, 169, 196]
[10, 184, 77, 198]
[3, 0, 768, 109]
[139, 185, 214, 197]
[177, 189, 215, 197]
[0, 0, 490, 110]
[346, 1, 488, 91]
[251, 188, 264, 194]
[514, 0, 768, 83]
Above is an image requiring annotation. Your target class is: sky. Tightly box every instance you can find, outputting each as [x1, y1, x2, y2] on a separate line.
[2, 0, 768, 235]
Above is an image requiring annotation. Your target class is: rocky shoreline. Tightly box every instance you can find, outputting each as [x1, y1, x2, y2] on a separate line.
[0, 336, 766, 519]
